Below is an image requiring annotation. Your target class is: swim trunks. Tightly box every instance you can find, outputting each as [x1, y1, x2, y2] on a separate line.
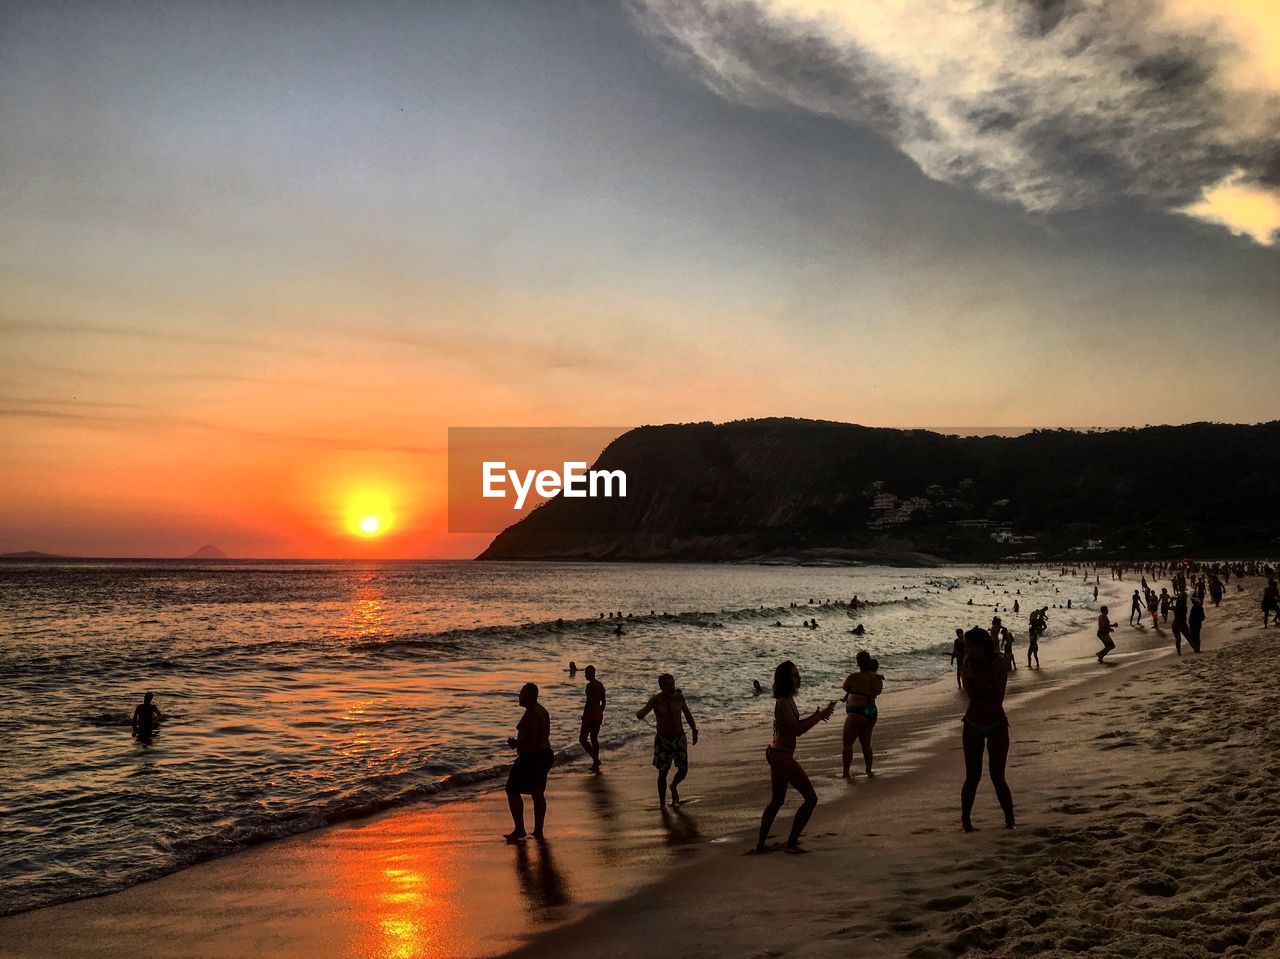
[652, 731, 688, 771]
[506, 748, 554, 795]
[581, 711, 604, 726]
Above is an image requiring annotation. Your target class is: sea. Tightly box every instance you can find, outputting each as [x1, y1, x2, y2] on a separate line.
[0, 559, 1099, 915]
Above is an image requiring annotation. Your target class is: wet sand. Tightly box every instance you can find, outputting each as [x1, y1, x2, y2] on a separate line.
[2, 579, 1273, 958]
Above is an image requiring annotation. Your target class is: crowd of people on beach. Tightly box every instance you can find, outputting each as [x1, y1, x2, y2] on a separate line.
[129, 560, 1280, 851]
[493, 560, 1279, 850]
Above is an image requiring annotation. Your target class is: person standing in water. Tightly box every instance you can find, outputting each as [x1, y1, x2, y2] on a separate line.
[1097, 606, 1117, 662]
[841, 650, 884, 777]
[959, 627, 1014, 832]
[578, 665, 606, 773]
[131, 691, 165, 739]
[636, 674, 698, 807]
[753, 660, 835, 853]
[505, 682, 553, 842]
[1129, 590, 1143, 626]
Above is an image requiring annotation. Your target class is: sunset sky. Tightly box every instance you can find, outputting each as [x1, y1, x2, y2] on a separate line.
[2, 0, 1278, 558]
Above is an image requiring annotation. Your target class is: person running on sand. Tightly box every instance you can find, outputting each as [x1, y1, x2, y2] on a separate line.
[578, 665, 606, 773]
[752, 660, 835, 853]
[505, 682, 553, 842]
[959, 627, 1015, 832]
[950, 628, 966, 689]
[1097, 607, 1117, 662]
[131, 691, 165, 739]
[841, 651, 884, 777]
[636, 674, 698, 807]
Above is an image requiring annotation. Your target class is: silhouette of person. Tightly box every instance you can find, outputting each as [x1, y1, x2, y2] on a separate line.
[950, 628, 967, 688]
[959, 627, 1014, 831]
[131, 691, 165, 739]
[636, 674, 698, 807]
[752, 660, 834, 853]
[579, 665, 606, 773]
[505, 682, 553, 842]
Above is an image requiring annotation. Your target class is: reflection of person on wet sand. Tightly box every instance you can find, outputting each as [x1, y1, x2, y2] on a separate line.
[131, 691, 164, 739]
[505, 682, 554, 842]
[512, 834, 572, 914]
[636, 674, 698, 807]
[579, 665, 606, 773]
[660, 803, 703, 847]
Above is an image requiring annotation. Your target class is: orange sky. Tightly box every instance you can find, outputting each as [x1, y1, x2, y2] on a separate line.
[1, 0, 1277, 558]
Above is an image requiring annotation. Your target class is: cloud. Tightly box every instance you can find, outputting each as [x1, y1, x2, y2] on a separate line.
[629, 0, 1280, 243]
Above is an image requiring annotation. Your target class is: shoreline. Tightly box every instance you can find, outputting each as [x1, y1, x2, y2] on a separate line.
[4, 574, 1256, 956]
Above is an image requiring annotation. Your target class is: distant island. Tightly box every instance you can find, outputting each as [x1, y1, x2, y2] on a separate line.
[186, 545, 229, 560]
[0, 550, 68, 560]
[478, 418, 1280, 563]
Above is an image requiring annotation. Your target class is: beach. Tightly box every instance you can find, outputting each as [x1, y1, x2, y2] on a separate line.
[3, 574, 1275, 958]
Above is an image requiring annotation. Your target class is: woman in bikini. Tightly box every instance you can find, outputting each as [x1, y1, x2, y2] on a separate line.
[752, 660, 834, 854]
[841, 650, 884, 778]
[960, 626, 1015, 832]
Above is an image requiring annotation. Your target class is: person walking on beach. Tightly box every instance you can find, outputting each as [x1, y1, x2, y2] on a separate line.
[1000, 627, 1016, 672]
[1026, 622, 1039, 669]
[950, 628, 966, 689]
[131, 691, 165, 739]
[636, 674, 698, 807]
[1263, 578, 1280, 628]
[752, 660, 835, 853]
[841, 651, 884, 778]
[1097, 606, 1117, 663]
[505, 682, 554, 842]
[959, 627, 1014, 832]
[1171, 591, 1190, 655]
[1129, 590, 1143, 626]
[1189, 596, 1205, 653]
[579, 665, 606, 773]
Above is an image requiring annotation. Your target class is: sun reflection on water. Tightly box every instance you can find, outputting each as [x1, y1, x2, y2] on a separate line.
[347, 582, 386, 639]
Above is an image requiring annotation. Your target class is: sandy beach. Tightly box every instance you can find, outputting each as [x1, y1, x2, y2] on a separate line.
[3, 578, 1276, 959]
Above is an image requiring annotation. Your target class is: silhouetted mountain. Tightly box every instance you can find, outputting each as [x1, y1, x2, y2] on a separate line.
[0, 550, 68, 560]
[186, 545, 228, 560]
[478, 419, 1280, 563]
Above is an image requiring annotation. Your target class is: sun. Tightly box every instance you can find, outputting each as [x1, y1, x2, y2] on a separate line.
[345, 491, 394, 538]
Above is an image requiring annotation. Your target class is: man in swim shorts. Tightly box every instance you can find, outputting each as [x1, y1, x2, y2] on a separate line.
[579, 665, 606, 773]
[505, 682, 553, 841]
[636, 673, 698, 806]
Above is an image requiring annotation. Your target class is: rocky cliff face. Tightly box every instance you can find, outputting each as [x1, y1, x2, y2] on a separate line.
[477, 419, 1280, 562]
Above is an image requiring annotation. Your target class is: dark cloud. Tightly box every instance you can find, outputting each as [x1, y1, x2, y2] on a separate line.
[629, 0, 1280, 238]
